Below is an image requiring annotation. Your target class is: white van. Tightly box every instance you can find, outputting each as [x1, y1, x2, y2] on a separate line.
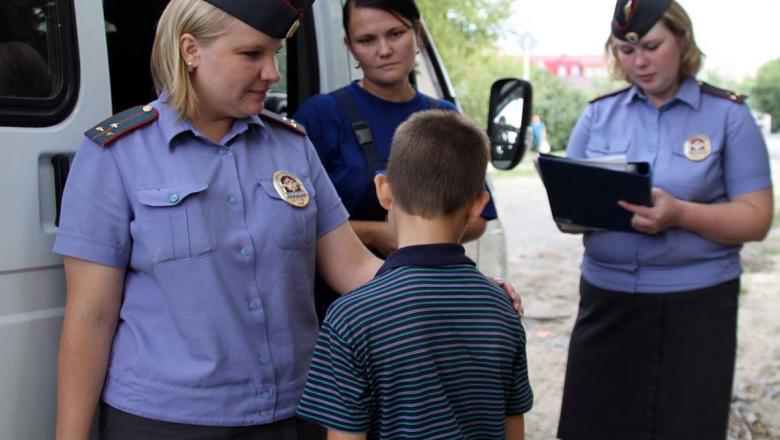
[0, 1, 530, 438]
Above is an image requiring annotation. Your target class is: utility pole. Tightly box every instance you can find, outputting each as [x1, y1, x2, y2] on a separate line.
[520, 32, 537, 81]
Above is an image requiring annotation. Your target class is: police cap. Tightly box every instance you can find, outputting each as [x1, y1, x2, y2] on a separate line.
[203, 0, 315, 39]
[611, 0, 673, 43]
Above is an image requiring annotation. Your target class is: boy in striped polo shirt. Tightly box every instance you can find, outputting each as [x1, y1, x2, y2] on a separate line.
[297, 110, 533, 439]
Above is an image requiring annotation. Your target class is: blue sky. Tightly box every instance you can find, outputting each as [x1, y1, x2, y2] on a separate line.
[502, 0, 780, 80]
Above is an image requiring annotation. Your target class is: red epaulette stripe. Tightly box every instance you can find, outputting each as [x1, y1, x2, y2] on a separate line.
[98, 115, 157, 146]
[87, 106, 159, 146]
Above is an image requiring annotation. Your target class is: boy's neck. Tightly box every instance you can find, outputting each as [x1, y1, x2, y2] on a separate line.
[393, 212, 468, 249]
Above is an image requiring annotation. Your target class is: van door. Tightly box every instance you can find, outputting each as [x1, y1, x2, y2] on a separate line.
[0, 0, 111, 438]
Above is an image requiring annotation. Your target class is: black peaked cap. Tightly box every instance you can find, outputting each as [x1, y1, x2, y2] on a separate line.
[203, 0, 315, 39]
[611, 0, 673, 43]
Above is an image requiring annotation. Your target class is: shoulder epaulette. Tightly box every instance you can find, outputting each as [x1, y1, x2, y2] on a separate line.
[84, 105, 159, 147]
[699, 81, 745, 103]
[589, 86, 632, 103]
[259, 109, 306, 136]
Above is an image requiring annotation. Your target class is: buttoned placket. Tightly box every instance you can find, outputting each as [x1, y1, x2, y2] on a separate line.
[219, 133, 279, 422]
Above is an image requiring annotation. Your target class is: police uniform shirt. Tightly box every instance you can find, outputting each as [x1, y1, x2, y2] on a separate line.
[567, 77, 772, 293]
[53, 96, 349, 425]
[294, 80, 498, 219]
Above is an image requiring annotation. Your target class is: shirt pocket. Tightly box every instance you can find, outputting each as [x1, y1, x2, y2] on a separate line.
[666, 135, 724, 201]
[133, 183, 215, 263]
[257, 177, 318, 249]
[584, 134, 630, 158]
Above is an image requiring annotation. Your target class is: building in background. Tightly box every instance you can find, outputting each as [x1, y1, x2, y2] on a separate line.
[530, 55, 608, 92]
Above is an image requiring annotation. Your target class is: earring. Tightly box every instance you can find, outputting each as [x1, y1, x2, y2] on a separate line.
[354, 61, 361, 69]
[186, 62, 195, 73]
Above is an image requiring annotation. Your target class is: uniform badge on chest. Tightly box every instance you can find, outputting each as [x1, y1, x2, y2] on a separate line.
[683, 135, 712, 161]
[273, 171, 310, 208]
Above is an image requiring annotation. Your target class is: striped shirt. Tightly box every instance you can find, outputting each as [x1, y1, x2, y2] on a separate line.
[297, 243, 533, 439]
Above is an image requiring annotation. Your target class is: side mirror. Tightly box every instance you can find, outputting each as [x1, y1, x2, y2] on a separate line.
[487, 78, 532, 170]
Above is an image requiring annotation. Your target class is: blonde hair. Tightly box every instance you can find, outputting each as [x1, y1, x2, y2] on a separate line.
[150, 0, 233, 120]
[605, 1, 703, 83]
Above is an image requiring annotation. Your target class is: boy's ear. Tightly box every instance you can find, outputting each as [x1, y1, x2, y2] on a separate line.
[374, 174, 393, 210]
[467, 191, 490, 223]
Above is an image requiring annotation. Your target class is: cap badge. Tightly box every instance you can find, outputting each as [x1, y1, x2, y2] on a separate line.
[623, 0, 634, 20]
[683, 135, 712, 161]
[285, 19, 301, 39]
[272, 171, 309, 207]
[625, 32, 639, 43]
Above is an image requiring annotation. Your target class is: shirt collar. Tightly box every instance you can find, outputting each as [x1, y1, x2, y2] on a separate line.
[622, 77, 700, 109]
[377, 243, 475, 276]
[675, 77, 701, 109]
[153, 92, 263, 148]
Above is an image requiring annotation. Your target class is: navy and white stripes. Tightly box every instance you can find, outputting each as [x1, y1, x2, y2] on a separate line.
[298, 263, 533, 439]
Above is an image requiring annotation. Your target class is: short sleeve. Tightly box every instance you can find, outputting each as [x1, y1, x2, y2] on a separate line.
[295, 94, 342, 171]
[435, 98, 458, 112]
[506, 340, 534, 415]
[52, 138, 132, 268]
[566, 105, 594, 159]
[722, 103, 772, 198]
[304, 136, 349, 238]
[296, 321, 371, 433]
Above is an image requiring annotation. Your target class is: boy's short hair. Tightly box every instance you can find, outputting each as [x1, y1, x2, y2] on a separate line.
[386, 110, 489, 218]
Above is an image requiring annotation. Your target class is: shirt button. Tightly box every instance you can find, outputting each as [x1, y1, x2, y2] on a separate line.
[261, 391, 270, 400]
[228, 196, 239, 205]
[168, 193, 179, 204]
[249, 301, 259, 311]
[218, 148, 228, 156]
[260, 410, 270, 418]
[259, 355, 270, 365]
[240, 247, 252, 257]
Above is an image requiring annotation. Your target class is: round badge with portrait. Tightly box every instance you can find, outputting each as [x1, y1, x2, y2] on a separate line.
[272, 170, 309, 208]
[683, 135, 712, 162]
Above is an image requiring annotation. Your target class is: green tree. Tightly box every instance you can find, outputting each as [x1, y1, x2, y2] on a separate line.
[531, 68, 589, 151]
[750, 57, 780, 133]
[416, 0, 514, 122]
[415, 0, 591, 151]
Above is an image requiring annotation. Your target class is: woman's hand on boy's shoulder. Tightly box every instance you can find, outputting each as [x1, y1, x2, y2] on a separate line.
[493, 277, 524, 318]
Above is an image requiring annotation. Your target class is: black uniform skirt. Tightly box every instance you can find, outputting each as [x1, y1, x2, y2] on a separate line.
[557, 277, 739, 440]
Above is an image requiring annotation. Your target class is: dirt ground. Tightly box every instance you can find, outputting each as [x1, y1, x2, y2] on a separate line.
[490, 154, 780, 440]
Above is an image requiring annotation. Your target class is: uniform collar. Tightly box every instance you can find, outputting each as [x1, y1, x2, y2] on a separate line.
[154, 93, 263, 148]
[377, 243, 475, 276]
[623, 77, 700, 109]
[675, 77, 701, 109]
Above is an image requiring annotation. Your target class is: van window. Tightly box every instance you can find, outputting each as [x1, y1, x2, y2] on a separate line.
[0, 0, 79, 127]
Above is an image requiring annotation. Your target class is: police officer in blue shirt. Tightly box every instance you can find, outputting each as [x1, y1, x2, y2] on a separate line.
[53, 1, 383, 439]
[557, 1, 774, 439]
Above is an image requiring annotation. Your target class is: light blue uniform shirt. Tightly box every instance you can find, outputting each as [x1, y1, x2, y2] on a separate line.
[53, 97, 349, 425]
[567, 78, 771, 293]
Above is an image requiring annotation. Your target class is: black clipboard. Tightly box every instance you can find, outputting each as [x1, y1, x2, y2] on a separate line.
[536, 153, 652, 232]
